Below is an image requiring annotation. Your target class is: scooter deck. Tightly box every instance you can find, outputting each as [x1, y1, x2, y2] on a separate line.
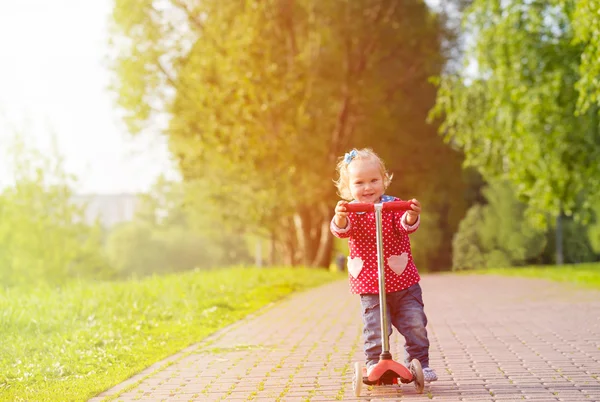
[362, 360, 413, 385]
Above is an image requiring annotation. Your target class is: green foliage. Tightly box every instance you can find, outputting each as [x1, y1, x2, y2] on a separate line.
[452, 180, 546, 270]
[452, 204, 486, 270]
[431, 0, 600, 223]
[0, 136, 110, 287]
[479, 181, 547, 263]
[105, 221, 169, 276]
[0, 266, 343, 401]
[573, 0, 600, 112]
[105, 176, 252, 277]
[435, 167, 486, 272]
[588, 203, 600, 254]
[562, 219, 597, 263]
[109, 0, 466, 269]
[542, 215, 598, 264]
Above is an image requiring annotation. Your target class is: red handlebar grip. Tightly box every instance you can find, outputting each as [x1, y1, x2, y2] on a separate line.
[382, 201, 414, 211]
[343, 201, 413, 213]
[344, 203, 374, 213]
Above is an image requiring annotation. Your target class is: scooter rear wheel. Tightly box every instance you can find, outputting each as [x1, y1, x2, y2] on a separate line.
[352, 361, 363, 397]
[409, 359, 424, 394]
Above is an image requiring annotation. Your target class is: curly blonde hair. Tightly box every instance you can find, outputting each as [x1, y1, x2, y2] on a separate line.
[333, 148, 393, 201]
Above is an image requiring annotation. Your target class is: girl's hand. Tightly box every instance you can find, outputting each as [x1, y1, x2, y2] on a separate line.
[334, 200, 349, 228]
[335, 200, 349, 217]
[406, 198, 421, 224]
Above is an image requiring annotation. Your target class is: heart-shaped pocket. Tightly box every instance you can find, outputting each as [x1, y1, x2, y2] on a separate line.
[388, 253, 409, 276]
[347, 257, 364, 279]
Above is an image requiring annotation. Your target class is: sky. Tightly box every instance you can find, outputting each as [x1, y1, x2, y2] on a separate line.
[0, 0, 178, 195]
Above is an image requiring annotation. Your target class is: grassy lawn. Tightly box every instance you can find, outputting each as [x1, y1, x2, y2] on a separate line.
[0, 266, 344, 402]
[468, 262, 600, 290]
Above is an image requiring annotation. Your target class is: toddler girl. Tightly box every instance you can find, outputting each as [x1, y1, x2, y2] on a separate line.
[330, 148, 437, 382]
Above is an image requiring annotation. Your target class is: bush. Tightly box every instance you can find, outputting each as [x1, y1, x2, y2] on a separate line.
[540, 216, 598, 264]
[104, 177, 253, 278]
[0, 137, 110, 287]
[452, 180, 546, 270]
[452, 205, 485, 270]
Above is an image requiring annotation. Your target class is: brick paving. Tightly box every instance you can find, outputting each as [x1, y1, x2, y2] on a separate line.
[89, 275, 600, 401]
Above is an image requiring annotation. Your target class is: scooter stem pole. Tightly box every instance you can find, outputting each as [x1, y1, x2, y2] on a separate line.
[374, 203, 390, 356]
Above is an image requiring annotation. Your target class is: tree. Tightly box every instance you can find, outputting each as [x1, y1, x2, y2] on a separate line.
[452, 204, 486, 270]
[451, 179, 547, 270]
[105, 221, 170, 277]
[431, 0, 600, 264]
[573, 0, 600, 112]
[477, 180, 547, 265]
[110, 0, 466, 269]
[105, 176, 253, 277]
[0, 136, 109, 287]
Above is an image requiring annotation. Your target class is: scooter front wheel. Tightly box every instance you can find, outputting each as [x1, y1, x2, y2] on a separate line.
[409, 359, 424, 394]
[352, 361, 363, 397]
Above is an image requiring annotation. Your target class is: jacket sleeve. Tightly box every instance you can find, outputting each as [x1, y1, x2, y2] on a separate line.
[388, 196, 420, 235]
[396, 211, 420, 235]
[330, 217, 353, 238]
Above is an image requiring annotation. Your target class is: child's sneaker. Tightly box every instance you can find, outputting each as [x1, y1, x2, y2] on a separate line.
[423, 367, 438, 382]
[366, 364, 375, 377]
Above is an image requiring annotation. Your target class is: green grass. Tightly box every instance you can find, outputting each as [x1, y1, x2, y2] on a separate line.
[466, 262, 600, 289]
[0, 266, 344, 401]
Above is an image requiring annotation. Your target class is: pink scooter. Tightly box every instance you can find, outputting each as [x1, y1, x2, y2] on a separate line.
[344, 201, 425, 397]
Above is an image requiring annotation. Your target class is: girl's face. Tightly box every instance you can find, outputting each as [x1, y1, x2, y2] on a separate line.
[348, 158, 385, 203]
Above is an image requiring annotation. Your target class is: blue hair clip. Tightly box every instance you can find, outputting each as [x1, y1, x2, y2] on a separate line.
[344, 149, 357, 164]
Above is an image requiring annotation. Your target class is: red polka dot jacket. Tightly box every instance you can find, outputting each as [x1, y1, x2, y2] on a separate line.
[330, 195, 421, 294]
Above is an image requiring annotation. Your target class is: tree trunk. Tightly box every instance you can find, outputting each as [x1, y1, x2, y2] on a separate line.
[312, 215, 334, 268]
[280, 216, 299, 266]
[295, 207, 315, 265]
[282, 205, 334, 268]
[269, 230, 277, 266]
[556, 209, 564, 265]
[255, 238, 263, 267]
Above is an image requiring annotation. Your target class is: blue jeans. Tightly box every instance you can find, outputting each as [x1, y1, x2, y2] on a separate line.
[360, 283, 430, 368]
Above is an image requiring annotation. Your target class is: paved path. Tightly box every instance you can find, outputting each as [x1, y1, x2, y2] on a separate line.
[90, 275, 600, 401]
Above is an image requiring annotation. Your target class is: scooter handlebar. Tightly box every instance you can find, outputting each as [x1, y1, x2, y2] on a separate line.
[344, 201, 414, 213]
